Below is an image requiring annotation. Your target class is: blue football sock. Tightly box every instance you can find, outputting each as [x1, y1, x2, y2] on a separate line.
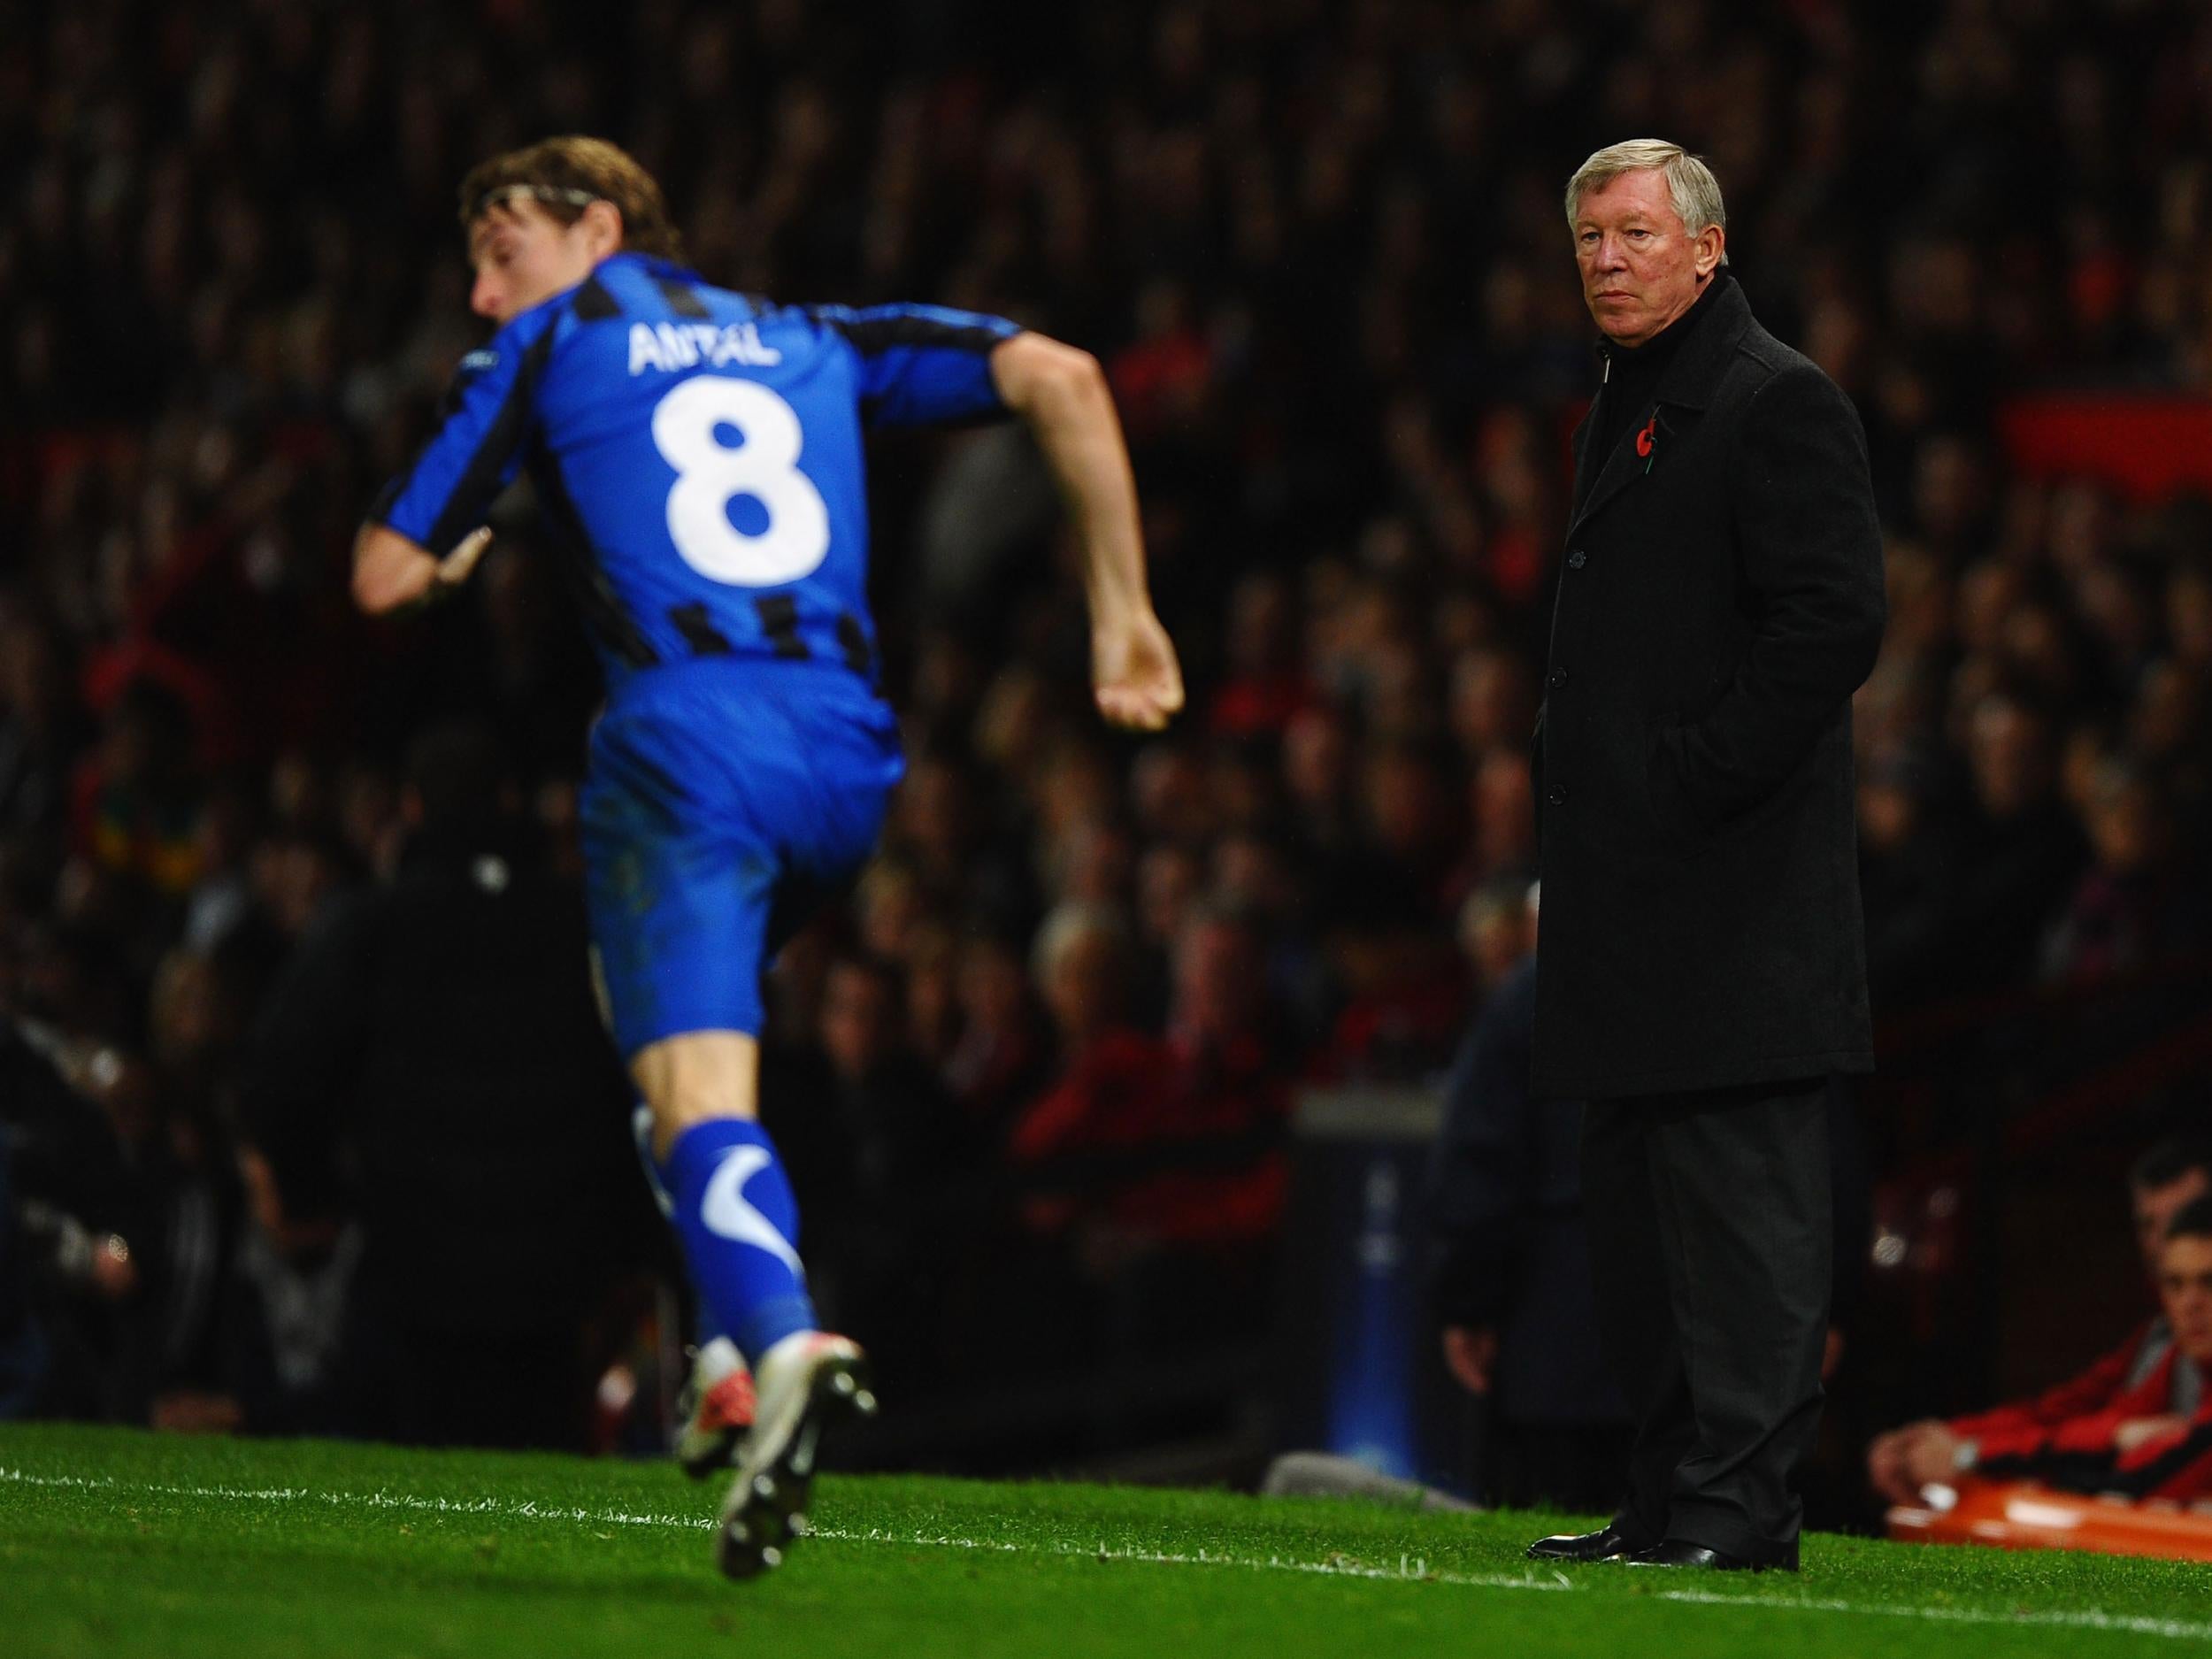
[659, 1118, 817, 1367]
[630, 1104, 732, 1353]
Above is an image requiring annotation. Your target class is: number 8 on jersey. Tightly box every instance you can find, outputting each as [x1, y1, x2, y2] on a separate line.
[651, 376, 832, 588]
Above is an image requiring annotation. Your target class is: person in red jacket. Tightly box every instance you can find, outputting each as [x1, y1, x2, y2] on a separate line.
[1869, 1138, 2210, 1502]
[1960, 1198, 2212, 1499]
[1010, 905, 1289, 1254]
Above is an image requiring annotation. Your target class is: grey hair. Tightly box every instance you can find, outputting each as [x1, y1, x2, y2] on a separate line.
[1564, 140, 1729, 266]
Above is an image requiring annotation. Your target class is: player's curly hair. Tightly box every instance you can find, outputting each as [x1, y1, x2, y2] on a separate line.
[458, 135, 686, 264]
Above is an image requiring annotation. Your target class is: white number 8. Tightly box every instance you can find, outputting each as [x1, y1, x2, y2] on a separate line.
[650, 377, 831, 587]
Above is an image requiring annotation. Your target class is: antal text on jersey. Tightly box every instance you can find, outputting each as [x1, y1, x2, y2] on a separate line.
[628, 321, 783, 375]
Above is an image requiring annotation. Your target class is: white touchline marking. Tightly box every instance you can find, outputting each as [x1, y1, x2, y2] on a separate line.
[5, 1466, 2210, 1642]
[0, 1469, 711, 1534]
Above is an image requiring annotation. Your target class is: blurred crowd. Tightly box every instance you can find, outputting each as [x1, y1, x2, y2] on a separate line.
[6, 0, 2212, 1448]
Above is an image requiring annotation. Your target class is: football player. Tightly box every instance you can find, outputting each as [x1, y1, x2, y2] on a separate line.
[355, 136, 1181, 1576]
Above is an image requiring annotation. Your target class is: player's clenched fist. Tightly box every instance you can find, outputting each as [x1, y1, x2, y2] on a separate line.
[1093, 610, 1184, 732]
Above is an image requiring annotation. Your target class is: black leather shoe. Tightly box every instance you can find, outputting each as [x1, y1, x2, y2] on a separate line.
[1624, 1538, 1798, 1572]
[1525, 1522, 1647, 1563]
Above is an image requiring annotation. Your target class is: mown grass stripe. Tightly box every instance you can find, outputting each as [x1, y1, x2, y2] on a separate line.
[6, 1463, 2208, 1644]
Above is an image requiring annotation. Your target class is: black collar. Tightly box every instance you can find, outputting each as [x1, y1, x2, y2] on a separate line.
[1594, 272, 1748, 412]
[1565, 275, 1754, 539]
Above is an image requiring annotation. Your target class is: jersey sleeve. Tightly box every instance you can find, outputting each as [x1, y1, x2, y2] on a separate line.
[812, 303, 1022, 428]
[368, 311, 555, 555]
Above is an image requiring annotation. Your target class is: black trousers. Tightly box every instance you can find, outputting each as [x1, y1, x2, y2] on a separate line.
[1579, 1077, 1832, 1563]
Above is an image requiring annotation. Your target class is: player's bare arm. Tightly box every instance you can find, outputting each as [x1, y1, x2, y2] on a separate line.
[353, 186, 615, 618]
[989, 332, 1184, 733]
[351, 524, 494, 615]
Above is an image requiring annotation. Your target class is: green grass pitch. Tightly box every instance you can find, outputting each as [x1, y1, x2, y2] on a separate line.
[4, 1424, 2209, 1657]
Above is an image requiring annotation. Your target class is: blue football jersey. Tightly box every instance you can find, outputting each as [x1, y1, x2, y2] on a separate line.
[371, 252, 1021, 687]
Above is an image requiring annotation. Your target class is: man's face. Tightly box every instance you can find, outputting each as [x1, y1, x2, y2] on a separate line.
[467, 196, 607, 326]
[1573, 168, 1722, 348]
[2156, 1233, 2212, 1365]
[2136, 1169, 2210, 1278]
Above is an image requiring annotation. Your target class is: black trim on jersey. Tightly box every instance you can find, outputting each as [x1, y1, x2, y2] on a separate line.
[811, 310, 1014, 426]
[572, 275, 622, 322]
[754, 595, 809, 660]
[655, 277, 711, 319]
[812, 310, 1010, 360]
[423, 326, 557, 557]
[835, 613, 872, 680]
[433, 366, 477, 420]
[366, 474, 404, 526]
[623, 747, 690, 810]
[525, 439, 660, 671]
[669, 603, 733, 657]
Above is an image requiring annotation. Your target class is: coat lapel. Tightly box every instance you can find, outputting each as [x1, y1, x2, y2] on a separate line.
[1563, 277, 1752, 544]
[1567, 399, 1650, 538]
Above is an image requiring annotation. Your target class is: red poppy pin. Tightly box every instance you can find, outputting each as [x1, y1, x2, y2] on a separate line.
[1635, 412, 1658, 469]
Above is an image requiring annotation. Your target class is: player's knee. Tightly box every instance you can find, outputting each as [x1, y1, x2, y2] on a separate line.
[652, 1085, 756, 1130]
[633, 1032, 761, 1159]
[644, 1088, 757, 1164]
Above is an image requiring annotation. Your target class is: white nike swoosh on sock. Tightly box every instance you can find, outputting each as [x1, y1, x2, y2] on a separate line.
[700, 1143, 804, 1276]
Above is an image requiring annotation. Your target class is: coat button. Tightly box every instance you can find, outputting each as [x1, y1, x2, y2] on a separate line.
[1548, 667, 1569, 688]
[1567, 549, 1587, 569]
[1547, 784, 1568, 807]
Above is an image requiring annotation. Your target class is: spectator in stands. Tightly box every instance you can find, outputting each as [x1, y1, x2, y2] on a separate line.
[73, 679, 204, 898]
[0, 604, 81, 841]
[1903, 1196, 2212, 1502]
[1427, 886, 1630, 1509]
[1459, 746, 1536, 900]
[134, 953, 255, 1430]
[1012, 906, 1287, 1252]
[1455, 872, 1537, 1002]
[813, 955, 960, 1199]
[1869, 1136, 2212, 1502]
[208, 1142, 361, 1436]
[1857, 743, 1954, 1006]
[1943, 693, 2087, 994]
[941, 930, 1050, 1137]
[1030, 900, 1140, 1062]
[239, 721, 652, 1449]
[1209, 572, 1310, 738]
[767, 953, 962, 1393]
[2040, 760, 2208, 983]
[0, 1135, 45, 1417]
[0, 1018, 142, 1420]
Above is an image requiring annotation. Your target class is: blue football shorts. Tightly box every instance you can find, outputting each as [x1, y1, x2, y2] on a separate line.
[580, 660, 902, 1058]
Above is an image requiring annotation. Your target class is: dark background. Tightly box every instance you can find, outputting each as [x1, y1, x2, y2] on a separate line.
[4, 0, 2211, 1519]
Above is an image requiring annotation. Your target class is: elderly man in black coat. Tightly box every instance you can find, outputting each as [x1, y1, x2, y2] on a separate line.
[1524, 141, 1886, 1573]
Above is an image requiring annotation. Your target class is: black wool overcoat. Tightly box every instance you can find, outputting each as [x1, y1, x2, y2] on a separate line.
[1530, 277, 1886, 1102]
